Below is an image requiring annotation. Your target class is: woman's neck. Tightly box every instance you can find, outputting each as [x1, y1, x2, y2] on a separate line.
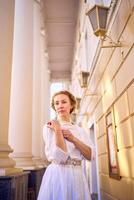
[58, 116, 71, 123]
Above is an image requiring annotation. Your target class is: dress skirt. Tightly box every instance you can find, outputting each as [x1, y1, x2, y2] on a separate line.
[37, 163, 91, 200]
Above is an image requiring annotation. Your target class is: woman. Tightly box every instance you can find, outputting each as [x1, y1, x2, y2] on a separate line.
[37, 90, 94, 200]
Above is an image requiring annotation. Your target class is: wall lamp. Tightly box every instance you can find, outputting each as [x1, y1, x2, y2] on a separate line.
[79, 71, 99, 96]
[86, 4, 123, 48]
[85, 92, 98, 96]
[76, 97, 81, 110]
[79, 71, 90, 88]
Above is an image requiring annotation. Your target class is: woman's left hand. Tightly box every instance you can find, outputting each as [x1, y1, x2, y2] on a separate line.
[62, 129, 75, 143]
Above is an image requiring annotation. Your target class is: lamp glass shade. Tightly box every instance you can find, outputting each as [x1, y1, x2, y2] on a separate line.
[88, 8, 98, 31]
[98, 6, 108, 29]
[87, 5, 109, 37]
[76, 98, 81, 110]
[79, 71, 89, 88]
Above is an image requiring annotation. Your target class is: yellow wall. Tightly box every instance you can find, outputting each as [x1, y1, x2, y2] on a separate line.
[93, 1, 134, 199]
[72, 0, 134, 199]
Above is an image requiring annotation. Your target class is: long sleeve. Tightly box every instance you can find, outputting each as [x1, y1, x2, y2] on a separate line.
[78, 127, 95, 160]
[43, 125, 69, 162]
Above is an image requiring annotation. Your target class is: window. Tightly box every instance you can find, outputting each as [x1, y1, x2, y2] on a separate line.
[105, 109, 120, 179]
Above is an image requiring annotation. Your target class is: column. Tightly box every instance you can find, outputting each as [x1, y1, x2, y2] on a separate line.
[32, 1, 51, 166]
[0, 0, 20, 175]
[32, 0, 44, 167]
[40, 38, 51, 164]
[9, 0, 35, 169]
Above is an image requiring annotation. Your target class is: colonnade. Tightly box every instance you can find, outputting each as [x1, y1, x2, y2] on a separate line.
[0, 0, 50, 175]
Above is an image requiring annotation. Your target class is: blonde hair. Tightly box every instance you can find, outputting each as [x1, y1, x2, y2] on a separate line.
[51, 90, 76, 113]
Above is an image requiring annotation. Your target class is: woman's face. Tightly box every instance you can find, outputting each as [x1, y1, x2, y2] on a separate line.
[54, 94, 72, 117]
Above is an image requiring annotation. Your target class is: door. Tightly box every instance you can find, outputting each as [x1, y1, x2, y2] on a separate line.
[85, 124, 100, 200]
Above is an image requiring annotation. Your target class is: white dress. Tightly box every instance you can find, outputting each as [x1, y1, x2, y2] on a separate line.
[37, 122, 94, 200]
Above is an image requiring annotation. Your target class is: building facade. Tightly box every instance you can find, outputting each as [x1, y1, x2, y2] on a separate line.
[71, 0, 134, 200]
[0, 0, 134, 199]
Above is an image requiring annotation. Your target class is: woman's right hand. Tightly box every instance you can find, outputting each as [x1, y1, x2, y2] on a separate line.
[47, 120, 61, 133]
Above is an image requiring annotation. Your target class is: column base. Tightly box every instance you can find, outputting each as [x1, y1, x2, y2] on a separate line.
[0, 167, 23, 176]
[11, 152, 36, 170]
[0, 143, 16, 168]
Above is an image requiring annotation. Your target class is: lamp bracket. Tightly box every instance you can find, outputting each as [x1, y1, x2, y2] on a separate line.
[77, 112, 88, 116]
[100, 35, 123, 48]
[85, 93, 98, 96]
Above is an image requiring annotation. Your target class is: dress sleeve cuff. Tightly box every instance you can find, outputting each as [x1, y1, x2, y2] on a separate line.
[90, 146, 96, 160]
[53, 146, 69, 162]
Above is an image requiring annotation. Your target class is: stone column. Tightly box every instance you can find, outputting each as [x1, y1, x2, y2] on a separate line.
[32, 1, 51, 166]
[0, 0, 20, 175]
[9, 0, 35, 169]
[32, 0, 44, 167]
[40, 40, 51, 164]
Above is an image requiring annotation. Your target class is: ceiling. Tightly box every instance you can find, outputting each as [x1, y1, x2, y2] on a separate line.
[42, 0, 80, 81]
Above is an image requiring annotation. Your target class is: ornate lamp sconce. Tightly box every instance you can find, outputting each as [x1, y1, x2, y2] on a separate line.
[86, 4, 123, 48]
[79, 71, 90, 88]
[76, 97, 81, 110]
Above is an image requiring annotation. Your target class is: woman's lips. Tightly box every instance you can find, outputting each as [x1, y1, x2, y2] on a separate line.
[58, 110, 65, 113]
